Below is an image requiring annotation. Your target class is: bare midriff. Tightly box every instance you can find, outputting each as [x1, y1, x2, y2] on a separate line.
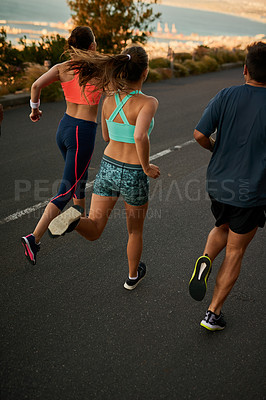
[104, 140, 141, 165]
[65, 101, 99, 122]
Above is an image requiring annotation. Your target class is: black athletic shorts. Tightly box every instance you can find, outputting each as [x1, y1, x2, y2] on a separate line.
[210, 196, 266, 234]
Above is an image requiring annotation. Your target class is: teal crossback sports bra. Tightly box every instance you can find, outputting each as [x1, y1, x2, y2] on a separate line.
[106, 90, 154, 144]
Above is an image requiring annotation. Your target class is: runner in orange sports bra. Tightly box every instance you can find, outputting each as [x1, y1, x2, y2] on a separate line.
[61, 73, 101, 105]
[21, 26, 102, 266]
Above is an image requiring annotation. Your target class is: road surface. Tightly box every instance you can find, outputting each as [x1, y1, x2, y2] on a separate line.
[0, 68, 265, 400]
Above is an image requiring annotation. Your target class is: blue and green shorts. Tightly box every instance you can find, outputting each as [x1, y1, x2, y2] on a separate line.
[93, 155, 149, 206]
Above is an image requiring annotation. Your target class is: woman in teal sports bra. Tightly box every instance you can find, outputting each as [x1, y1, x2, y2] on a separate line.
[48, 45, 160, 290]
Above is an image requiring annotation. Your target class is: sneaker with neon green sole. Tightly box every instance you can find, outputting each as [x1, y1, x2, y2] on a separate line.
[200, 310, 226, 331]
[189, 254, 212, 301]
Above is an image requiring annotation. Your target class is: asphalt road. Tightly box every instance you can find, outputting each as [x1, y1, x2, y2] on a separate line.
[0, 68, 265, 400]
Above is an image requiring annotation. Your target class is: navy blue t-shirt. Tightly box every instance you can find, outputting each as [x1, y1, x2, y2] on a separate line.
[196, 84, 266, 207]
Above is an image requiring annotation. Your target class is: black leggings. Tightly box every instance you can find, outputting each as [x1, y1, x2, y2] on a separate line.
[51, 113, 97, 211]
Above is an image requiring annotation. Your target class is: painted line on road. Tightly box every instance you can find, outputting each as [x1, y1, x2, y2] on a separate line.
[149, 149, 172, 161]
[0, 138, 196, 225]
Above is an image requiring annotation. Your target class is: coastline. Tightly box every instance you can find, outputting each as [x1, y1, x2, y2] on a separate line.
[1, 2, 265, 57]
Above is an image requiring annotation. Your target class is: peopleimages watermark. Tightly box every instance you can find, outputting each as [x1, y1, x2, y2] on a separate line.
[23, 204, 163, 221]
[206, 179, 251, 202]
[14, 178, 252, 204]
[14, 179, 63, 201]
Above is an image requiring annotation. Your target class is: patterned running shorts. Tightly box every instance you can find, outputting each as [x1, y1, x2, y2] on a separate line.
[93, 155, 149, 206]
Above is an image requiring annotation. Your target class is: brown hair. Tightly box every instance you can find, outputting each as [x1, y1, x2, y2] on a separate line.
[67, 26, 95, 51]
[68, 45, 148, 93]
[245, 41, 266, 84]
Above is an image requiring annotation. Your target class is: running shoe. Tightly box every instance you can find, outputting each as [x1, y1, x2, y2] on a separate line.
[189, 254, 212, 301]
[200, 310, 226, 331]
[21, 234, 40, 265]
[48, 205, 83, 238]
[124, 262, 146, 290]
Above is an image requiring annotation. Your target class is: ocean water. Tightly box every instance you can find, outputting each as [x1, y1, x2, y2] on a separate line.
[152, 4, 266, 37]
[0, 0, 71, 23]
[0, 0, 265, 44]
[0, 0, 71, 42]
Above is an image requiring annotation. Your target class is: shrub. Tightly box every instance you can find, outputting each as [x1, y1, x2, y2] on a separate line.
[149, 57, 171, 69]
[147, 68, 162, 82]
[22, 63, 63, 102]
[211, 49, 226, 64]
[183, 59, 201, 75]
[19, 34, 67, 66]
[41, 81, 64, 102]
[0, 75, 25, 96]
[210, 48, 239, 64]
[193, 45, 210, 61]
[22, 63, 47, 88]
[0, 66, 25, 96]
[0, 28, 24, 78]
[174, 52, 192, 62]
[234, 48, 246, 62]
[196, 61, 209, 74]
[222, 50, 238, 63]
[201, 55, 219, 72]
[173, 62, 189, 77]
[157, 68, 172, 79]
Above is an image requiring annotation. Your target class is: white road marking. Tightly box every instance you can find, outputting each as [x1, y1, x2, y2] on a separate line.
[150, 149, 172, 161]
[0, 139, 196, 225]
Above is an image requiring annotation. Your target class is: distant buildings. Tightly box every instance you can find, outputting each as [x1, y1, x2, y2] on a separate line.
[147, 22, 265, 59]
[156, 22, 177, 35]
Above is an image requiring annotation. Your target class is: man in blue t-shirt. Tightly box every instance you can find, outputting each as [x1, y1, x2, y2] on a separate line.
[188, 42, 266, 331]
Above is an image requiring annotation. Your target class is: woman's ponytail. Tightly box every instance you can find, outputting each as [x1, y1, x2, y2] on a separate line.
[67, 45, 148, 93]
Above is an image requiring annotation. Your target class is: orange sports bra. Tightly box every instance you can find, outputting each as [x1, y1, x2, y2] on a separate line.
[61, 73, 101, 105]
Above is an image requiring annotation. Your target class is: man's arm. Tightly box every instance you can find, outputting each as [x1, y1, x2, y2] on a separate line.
[194, 129, 215, 152]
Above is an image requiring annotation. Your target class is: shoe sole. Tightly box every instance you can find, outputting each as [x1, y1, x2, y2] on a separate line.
[21, 237, 36, 265]
[48, 206, 83, 237]
[200, 321, 225, 331]
[189, 255, 212, 301]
